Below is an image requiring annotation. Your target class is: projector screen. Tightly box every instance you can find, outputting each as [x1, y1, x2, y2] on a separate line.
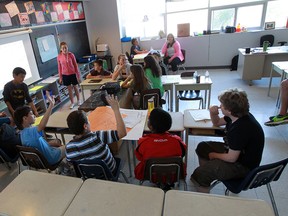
[0, 31, 41, 99]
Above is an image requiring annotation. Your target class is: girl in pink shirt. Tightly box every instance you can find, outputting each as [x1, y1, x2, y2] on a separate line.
[161, 33, 184, 72]
[57, 42, 81, 109]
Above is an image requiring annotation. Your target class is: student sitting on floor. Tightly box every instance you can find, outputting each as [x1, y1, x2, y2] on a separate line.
[134, 108, 187, 182]
[14, 91, 65, 165]
[86, 59, 112, 79]
[65, 95, 126, 174]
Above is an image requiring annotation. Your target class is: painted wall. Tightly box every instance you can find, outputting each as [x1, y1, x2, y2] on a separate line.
[81, 1, 288, 68]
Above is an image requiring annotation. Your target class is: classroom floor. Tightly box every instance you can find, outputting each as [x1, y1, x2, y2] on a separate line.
[1, 68, 288, 215]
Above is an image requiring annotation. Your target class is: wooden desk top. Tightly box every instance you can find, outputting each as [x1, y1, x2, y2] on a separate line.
[80, 77, 116, 87]
[163, 190, 274, 216]
[46, 110, 72, 128]
[64, 179, 164, 216]
[0, 170, 83, 216]
[184, 109, 222, 129]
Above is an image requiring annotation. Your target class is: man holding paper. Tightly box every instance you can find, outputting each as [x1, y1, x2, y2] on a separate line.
[190, 88, 264, 193]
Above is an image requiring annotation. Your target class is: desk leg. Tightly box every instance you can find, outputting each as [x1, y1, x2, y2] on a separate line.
[61, 133, 66, 145]
[276, 72, 285, 108]
[175, 92, 179, 112]
[208, 87, 211, 109]
[126, 140, 132, 177]
[81, 86, 85, 101]
[184, 128, 189, 165]
[170, 86, 174, 112]
[268, 66, 274, 96]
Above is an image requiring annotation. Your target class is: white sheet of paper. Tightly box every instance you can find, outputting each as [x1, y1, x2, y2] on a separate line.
[189, 109, 211, 121]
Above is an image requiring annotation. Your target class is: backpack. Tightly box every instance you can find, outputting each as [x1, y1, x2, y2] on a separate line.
[230, 55, 239, 71]
[0, 123, 21, 159]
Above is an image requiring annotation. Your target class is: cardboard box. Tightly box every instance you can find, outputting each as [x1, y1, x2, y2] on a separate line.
[97, 44, 108, 51]
[177, 23, 190, 37]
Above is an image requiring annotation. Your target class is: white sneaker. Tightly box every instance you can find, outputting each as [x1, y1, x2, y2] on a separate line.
[77, 100, 82, 106]
[69, 103, 75, 109]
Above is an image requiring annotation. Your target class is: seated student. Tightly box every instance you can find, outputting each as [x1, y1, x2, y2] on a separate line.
[130, 38, 148, 57]
[149, 50, 167, 75]
[14, 92, 65, 165]
[134, 108, 187, 181]
[190, 88, 264, 193]
[65, 95, 126, 174]
[143, 55, 164, 96]
[112, 54, 131, 81]
[120, 64, 151, 109]
[86, 59, 112, 79]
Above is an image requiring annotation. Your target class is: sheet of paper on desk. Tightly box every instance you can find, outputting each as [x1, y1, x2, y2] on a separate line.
[189, 109, 211, 121]
[121, 109, 147, 128]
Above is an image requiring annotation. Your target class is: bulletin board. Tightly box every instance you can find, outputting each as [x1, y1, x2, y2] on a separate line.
[0, 1, 85, 30]
[36, 34, 58, 63]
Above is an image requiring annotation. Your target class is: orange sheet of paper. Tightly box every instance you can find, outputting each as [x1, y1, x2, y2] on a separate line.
[88, 106, 130, 132]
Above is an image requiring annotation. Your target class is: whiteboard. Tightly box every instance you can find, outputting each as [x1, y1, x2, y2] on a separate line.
[0, 31, 41, 99]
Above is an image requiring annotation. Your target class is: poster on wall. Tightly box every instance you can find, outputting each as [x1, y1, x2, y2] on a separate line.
[5, 1, 19, 17]
[18, 13, 30, 25]
[0, 13, 12, 27]
[35, 11, 45, 23]
[50, 12, 58, 22]
[36, 34, 58, 63]
[24, 1, 35, 14]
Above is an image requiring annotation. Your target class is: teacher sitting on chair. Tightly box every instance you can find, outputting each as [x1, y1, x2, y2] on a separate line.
[161, 33, 184, 73]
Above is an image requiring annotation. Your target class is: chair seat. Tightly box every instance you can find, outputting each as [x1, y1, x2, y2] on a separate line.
[178, 90, 202, 100]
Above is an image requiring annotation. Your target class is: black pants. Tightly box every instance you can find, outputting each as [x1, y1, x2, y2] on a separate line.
[164, 57, 181, 72]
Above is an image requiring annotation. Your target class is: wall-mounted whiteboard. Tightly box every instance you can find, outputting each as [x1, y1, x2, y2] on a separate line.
[36, 34, 58, 63]
[0, 31, 41, 99]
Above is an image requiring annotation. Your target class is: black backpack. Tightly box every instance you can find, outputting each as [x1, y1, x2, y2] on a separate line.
[0, 123, 21, 159]
[230, 55, 239, 71]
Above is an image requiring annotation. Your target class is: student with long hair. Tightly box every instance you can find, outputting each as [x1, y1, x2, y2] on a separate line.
[112, 54, 131, 81]
[57, 42, 81, 109]
[161, 33, 184, 72]
[120, 64, 151, 109]
[143, 55, 164, 96]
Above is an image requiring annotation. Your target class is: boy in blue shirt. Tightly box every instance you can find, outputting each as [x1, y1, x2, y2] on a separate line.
[14, 91, 65, 165]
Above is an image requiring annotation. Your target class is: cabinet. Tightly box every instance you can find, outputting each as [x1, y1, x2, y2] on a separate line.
[30, 76, 69, 115]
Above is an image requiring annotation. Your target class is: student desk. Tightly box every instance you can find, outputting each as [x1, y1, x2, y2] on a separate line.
[161, 75, 212, 112]
[163, 190, 275, 216]
[183, 109, 224, 164]
[144, 111, 184, 137]
[0, 170, 83, 216]
[237, 46, 288, 84]
[133, 53, 149, 64]
[64, 178, 164, 216]
[79, 78, 117, 100]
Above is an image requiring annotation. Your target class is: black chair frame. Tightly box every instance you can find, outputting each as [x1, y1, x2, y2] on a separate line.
[74, 157, 129, 183]
[140, 156, 187, 191]
[17, 145, 62, 173]
[140, 88, 162, 110]
[222, 157, 288, 216]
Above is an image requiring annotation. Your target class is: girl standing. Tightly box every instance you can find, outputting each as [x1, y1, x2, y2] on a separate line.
[57, 42, 81, 109]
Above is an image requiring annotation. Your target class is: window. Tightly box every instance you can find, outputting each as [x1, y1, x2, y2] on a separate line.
[167, 10, 208, 36]
[211, 8, 235, 31]
[118, 0, 288, 39]
[119, 0, 165, 39]
[237, 5, 263, 28]
[266, 0, 287, 28]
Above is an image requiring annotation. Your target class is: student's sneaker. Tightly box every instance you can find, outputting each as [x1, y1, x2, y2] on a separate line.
[69, 103, 75, 109]
[77, 100, 82, 106]
[264, 114, 288, 126]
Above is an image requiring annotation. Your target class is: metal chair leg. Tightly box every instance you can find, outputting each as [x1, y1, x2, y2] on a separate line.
[120, 170, 130, 183]
[267, 183, 279, 216]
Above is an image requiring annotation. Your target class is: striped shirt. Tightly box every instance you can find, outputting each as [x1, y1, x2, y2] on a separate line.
[65, 130, 119, 173]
